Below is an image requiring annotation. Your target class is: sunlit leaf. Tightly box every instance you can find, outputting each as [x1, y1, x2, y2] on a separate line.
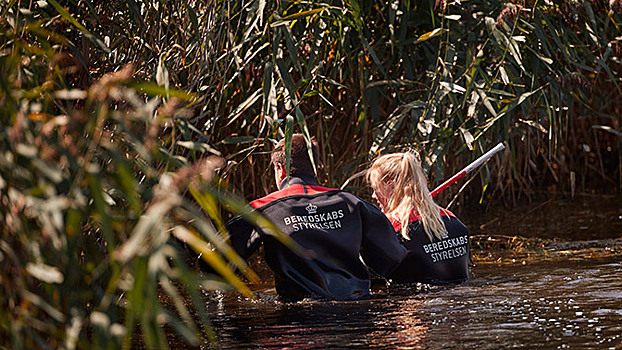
[417, 27, 442, 42]
[439, 81, 466, 94]
[225, 88, 262, 127]
[172, 226, 256, 300]
[460, 127, 474, 150]
[270, 7, 330, 27]
[593, 125, 622, 137]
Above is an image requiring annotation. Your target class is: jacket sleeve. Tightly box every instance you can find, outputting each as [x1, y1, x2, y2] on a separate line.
[194, 216, 262, 276]
[225, 216, 264, 260]
[358, 201, 408, 278]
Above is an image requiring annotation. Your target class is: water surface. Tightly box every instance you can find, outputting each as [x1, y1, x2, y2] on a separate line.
[204, 256, 622, 349]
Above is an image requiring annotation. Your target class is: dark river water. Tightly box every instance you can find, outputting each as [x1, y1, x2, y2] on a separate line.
[201, 255, 622, 349]
[176, 195, 622, 349]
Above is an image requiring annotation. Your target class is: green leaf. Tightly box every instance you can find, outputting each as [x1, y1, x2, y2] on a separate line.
[475, 87, 544, 141]
[112, 153, 142, 214]
[222, 136, 256, 144]
[225, 88, 262, 127]
[294, 107, 316, 176]
[282, 25, 303, 73]
[131, 82, 196, 100]
[262, 61, 276, 125]
[270, 7, 330, 27]
[87, 171, 116, 254]
[283, 116, 294, 179]
[183, 0, 200, 42]
[185, 189, 259, 283]
[370, 108, 407, 154]
[172, 225, 256, 300]
[47, 0, 110, 53]
[360, 35, 387, 77]
[276, 58, 298, 102]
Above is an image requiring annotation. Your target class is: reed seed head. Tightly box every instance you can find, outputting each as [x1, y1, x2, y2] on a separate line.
[497, 4, 523, 27]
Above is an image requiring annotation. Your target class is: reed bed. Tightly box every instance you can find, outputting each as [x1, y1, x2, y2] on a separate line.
[1, 0, 621, 348]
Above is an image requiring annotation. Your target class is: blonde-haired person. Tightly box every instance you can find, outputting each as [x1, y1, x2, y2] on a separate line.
[367, 151, 470, 285]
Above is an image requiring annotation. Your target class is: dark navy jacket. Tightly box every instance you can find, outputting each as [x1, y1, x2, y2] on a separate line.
[389, 210, 470, 285]
[226, 175, 407, 301]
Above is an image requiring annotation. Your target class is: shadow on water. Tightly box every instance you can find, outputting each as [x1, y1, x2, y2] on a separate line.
[177, 195, 622, 349]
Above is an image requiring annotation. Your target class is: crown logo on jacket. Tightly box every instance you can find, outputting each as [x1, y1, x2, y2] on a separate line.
[305, 203, 318, 214]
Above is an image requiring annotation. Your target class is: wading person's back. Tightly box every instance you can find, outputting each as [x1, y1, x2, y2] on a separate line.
[367, 151, 471, 285]
[224, 134, 407, 301]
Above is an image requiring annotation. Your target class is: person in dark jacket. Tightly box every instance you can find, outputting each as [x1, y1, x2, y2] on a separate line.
[224, 134, 407, 301]
[367, 151, 470, 285]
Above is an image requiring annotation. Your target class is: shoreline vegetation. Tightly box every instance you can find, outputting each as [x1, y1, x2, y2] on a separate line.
[1, 1, 621, 348]
[471, 234, 622, 265]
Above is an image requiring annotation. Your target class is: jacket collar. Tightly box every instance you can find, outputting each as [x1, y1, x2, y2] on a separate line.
[279, 174, 317, 190]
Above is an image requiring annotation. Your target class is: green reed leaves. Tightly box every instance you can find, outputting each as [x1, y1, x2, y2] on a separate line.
[1, 0, 621, 348]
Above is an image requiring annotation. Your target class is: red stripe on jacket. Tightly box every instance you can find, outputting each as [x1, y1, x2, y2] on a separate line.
[390, 209, 455, 232]
[250, 184, 337, 209]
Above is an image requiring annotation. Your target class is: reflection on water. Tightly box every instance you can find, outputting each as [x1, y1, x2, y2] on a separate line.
[204, 256, 622, 349]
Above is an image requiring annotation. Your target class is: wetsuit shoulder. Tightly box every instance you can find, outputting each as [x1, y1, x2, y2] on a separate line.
[250, 184, 341, 209]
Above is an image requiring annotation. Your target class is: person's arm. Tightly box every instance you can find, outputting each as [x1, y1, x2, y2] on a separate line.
[193, 216, 262, 275]
[225, 216, 264, 260]
[359, 201, 408, 277]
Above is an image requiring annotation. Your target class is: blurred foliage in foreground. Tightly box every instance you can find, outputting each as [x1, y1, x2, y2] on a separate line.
[0, 58, 231, 350]
[1, 0, 622, 348]
[0, 3, 262, 348]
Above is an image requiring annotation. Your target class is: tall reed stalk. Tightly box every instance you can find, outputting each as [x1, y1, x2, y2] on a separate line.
[1, 0, 621, 348]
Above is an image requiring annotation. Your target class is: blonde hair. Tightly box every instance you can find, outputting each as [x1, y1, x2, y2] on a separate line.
[367, 151, 447, 242]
